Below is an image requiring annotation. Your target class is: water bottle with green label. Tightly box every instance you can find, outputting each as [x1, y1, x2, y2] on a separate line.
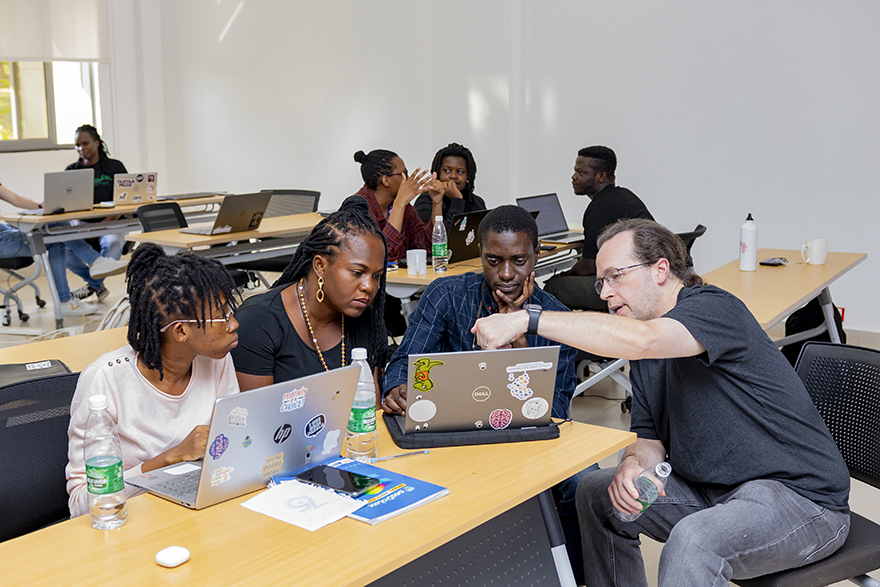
[345, 348, 378, 462]
[615, 462, 672, 522]
[432, 216, 448, 272]
[85, 394, 128, 529]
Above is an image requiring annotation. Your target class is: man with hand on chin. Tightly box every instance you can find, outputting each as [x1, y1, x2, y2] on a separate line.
[381, 205, 594, 583]
[472, 218, 850, 587]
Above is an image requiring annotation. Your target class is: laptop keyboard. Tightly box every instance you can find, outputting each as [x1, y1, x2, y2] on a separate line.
[154, 470, 201, 499]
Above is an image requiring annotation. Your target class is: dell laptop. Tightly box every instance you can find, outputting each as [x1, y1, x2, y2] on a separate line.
[20, 169, 95, 216]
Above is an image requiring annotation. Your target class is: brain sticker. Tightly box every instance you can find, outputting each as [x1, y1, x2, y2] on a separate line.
[507, 371, 533, 400]
[209, 434, 229, 460]
[522, 397, 550, 420]
[489, 409, 513, 430]
[408, 399, 437, 423]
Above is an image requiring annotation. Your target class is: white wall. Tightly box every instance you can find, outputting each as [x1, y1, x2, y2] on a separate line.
[4, 0, 879, 331]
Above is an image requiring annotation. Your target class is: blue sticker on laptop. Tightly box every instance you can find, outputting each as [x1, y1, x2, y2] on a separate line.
[304, 414, 326, 438]
[209, 434, 229, 459]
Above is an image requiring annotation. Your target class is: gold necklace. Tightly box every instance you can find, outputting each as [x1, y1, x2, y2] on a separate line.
[298, 278, 345, 371]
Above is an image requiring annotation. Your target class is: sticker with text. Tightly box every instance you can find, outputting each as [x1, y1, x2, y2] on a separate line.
[489, 408, 513, 430]
[472, 386, 491, 402]
[211, 466, 234, 486]
[262, 452, 284, 478]
[280, 386, 308, 413]
[228, 407, 248, 427]
[209, 434, 229, 460]
[304, 414, 326, 438]
[412, 357, 445, 392]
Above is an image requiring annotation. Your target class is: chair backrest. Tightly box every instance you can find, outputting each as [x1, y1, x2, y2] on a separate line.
[260, 189, 321, 218]
[795, 342, 880, 490]
[0, 372, 80, 542]
[675, 224, 707, 268]
[136, 202, 188, 232]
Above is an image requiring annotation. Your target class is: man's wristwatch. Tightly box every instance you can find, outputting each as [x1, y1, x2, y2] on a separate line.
[524, 304, 542, 336]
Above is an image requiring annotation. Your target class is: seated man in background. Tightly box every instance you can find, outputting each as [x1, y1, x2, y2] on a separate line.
[544, 145, 653, 312]
[382, 205, 594, 583]
[472, 218, 850, 586]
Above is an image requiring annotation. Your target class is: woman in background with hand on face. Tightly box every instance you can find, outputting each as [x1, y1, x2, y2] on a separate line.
[414, 142, 486, 231]
[65, 243, 241, 517]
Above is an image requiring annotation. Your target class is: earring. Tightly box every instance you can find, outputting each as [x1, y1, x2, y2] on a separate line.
[316, 276, 325, 303]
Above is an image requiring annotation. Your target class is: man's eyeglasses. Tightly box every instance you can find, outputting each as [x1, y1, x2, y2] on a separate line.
[160, 306, 235, 333]
[593, 262, 653, 295]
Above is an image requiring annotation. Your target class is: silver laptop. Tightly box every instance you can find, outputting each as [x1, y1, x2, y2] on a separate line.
[19, 169, 95, 215]
[113, 172, 158, 205]
[179, 191, 272, 236]
[402, 346, 560, 434]
[125, 365, 359, 509]
[516, 193, 583, 243]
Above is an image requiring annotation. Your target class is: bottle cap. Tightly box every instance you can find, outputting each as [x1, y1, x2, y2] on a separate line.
[435, 216, 443, 222]
[351, 347, 367, 361]
[655, 462, 672, 478]
[89, 394, 108, 411]
[746, 213, 754, 221]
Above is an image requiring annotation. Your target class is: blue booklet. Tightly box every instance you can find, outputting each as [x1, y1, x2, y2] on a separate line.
[271, 457, 449, 525]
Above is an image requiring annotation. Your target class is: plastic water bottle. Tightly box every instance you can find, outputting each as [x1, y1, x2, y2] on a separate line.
[432, 216, 448, 273]
[739, 213, 757, 271]
[84, 394, 128, 529]
[345, 348, 378, 462]
[615, 462, 672, 522]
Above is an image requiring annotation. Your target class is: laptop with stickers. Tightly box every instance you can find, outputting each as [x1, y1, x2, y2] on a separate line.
[447, 209, 490, 263]
[401, 346, 559, 434]
[125, 365, 359, 509]
[179, 191, 272, 236]
[113, 172, 158, 205]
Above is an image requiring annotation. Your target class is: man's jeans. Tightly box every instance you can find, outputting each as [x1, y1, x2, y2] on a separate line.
[0, 223, 71, 301]
[577, 467, 850, 587]
[66, 233, 124, 290]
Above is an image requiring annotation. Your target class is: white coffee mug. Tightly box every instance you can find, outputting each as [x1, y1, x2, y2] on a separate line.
[801, 238, 828, 265]
[406, 249, 427, 275]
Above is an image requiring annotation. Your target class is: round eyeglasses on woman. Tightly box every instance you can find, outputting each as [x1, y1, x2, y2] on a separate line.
[159, 306, 235, 333]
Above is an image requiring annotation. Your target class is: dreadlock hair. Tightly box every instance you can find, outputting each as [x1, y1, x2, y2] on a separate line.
[126, 242, 238, 380]
[577, 145, 617, 178]
[479, 205, 540, 251]
[75, 124, 111, 161]
[597, 218, 705, 287]
[354, 149, 398, 191]
[272, 195, 389, 371]
[430, 142, 477, 200]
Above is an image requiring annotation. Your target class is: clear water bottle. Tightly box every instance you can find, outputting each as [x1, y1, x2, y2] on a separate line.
[614, 461, 672, 522]
[84, 394, 128, 529]
[345, 348, 378, 462]
[432, 215, 448, 273]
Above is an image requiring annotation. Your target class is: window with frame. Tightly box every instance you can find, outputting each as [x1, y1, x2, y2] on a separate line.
[0, 61, 102, 152]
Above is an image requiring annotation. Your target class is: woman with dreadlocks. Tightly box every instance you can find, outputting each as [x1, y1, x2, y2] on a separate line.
[414, 142, 487, 231]
[65, 243, 240, 517]
[232, 196, 388, 395]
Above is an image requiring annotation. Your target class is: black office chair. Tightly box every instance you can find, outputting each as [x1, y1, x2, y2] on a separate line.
[0, 372, 80, 542]
[226, 189, 322, 287]
[735, 342, 880, 587]
[675, 224, 707, 269]
[1, 255, 47, 325]
[135, 202, 252, 289]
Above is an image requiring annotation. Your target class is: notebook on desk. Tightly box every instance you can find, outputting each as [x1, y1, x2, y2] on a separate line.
[19, 169, 95, 216]
[516, 193, 583, 243]
[179, 191, 272, 236]
[113, 172, 158, 205]
[125, 365, 359, 509]
[399, 346, 559, 434]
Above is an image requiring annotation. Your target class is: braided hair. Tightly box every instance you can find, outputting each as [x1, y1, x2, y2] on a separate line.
[75, 124, 111, 161]
[354, 149, 398, 191]
[430, 142, 477, 201]
[126, 242, 238, 380]
[272, 196, 389, 370]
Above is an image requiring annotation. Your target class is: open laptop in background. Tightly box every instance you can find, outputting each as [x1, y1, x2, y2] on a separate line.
[448, 208, 490, 264]
[179, 191, 272, 236]
[516, 193, 583, 243]
[400, 346, 560, 434]
[125, 365, 360, 509]
[113, 172, 158, 205]
[19, 169, 95, 216]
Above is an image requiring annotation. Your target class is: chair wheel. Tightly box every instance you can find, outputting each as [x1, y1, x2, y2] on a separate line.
[2, 315, 9, 326]
[19, 311, 29, 322]
[36, 297, 46, 308]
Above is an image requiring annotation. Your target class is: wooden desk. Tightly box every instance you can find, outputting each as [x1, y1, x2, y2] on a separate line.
[703, 248, 866, 345]
[0, 327, 127, 372]
[1, 419, 633, 586]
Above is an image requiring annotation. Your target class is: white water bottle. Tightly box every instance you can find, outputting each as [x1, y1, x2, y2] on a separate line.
[345, 348, 378, 462]
[615, 461, 672, 522]
[84, 394, 128, 529]
[432, 216, 448, 273]
[739, 213, 757, 271]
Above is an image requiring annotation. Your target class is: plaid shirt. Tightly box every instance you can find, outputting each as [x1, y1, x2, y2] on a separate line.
[354, 185, 433, 261]
[382, 272, 579, 419]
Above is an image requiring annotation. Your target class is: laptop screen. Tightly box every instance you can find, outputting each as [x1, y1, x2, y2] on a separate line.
[516, 194, 570, 236]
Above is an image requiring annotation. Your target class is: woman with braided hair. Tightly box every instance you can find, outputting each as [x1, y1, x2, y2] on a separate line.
[232, 196, 388, 395]
[65, 243, 241, 517]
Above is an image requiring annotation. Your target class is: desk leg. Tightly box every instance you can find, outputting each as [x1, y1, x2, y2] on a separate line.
[26, 233, 64, 329]
[537, 489, 578, 587]
[817, 288, 841, 344]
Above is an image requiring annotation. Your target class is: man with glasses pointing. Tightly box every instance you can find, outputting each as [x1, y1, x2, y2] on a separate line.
[472, 218, 850, 587]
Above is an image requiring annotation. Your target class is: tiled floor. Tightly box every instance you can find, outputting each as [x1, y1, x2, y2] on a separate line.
[3, 268, 879, 585]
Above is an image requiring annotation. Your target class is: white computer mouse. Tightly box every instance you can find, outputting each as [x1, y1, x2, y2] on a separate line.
[156, 545, 190, 568]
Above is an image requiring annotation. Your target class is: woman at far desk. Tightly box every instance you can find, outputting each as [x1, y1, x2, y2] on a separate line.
[66, 243, 241, 517]
[232, 196, 388, 394]
[414, 142, 487, 231]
